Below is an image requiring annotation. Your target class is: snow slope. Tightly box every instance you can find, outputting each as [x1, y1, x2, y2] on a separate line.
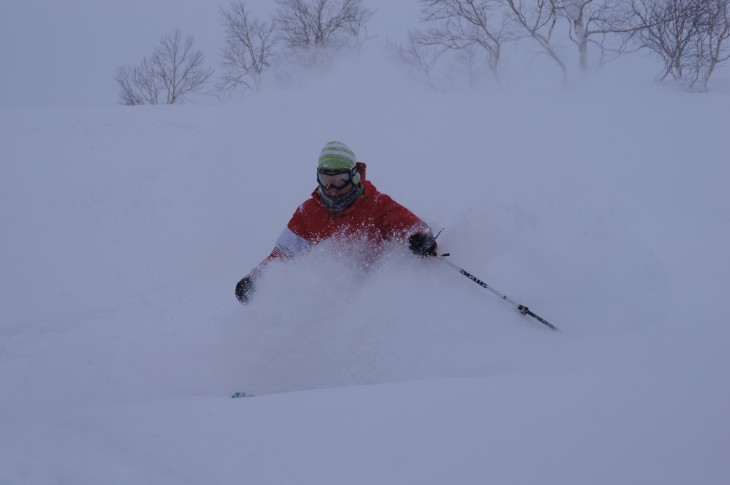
[2, 3, 730, 484]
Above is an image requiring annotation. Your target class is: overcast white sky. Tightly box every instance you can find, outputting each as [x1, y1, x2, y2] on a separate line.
[2, 0, 728, 108]
[0, 0, 229, 107]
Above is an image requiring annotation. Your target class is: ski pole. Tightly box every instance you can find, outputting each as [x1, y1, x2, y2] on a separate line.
[437, 254, 559, 331]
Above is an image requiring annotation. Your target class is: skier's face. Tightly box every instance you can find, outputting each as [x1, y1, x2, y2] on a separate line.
[321, 183, 352, 197]
[317, 169, 354, 196]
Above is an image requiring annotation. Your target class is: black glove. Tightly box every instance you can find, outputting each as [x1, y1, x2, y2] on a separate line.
[408, 233, 437, 257]
[235, 275, 255, 304]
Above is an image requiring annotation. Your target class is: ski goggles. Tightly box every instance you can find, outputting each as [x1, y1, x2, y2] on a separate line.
[317, 169, 355, 190]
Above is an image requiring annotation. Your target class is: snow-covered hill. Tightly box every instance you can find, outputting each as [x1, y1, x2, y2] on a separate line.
[2, 2, 729, 484]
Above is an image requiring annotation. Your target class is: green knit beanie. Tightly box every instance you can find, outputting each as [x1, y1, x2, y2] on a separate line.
[317, 141, 356, 171]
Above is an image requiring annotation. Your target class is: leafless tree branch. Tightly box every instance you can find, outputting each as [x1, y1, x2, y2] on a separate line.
[388, 33, 447, 87]
[275, 0, 373, 48]
[115, 30, 212, 105]
[554, 0, 639, 70]
[632, 0, 730, 90]
[505, 0, 568, 81]
[218, 1, 277, 93]
[412, 0, 513, 81]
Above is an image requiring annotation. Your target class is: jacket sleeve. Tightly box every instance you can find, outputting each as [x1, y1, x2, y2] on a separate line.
[249, 208, 314, 279]
[266, 226, 314, 261]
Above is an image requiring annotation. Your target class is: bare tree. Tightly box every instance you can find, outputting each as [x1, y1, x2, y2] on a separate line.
[412, 0, 513, 81]
[219, 1, 277, 93]
[453, 41, 494, 85]
[690, 0, 730, 90]
[632, 0, 730, 90]
[398, 0, 730, 88]
[505, 0, 568, 81]
[552, 0, 639, 71]
[632, 0, 701, 81]
[115, 30, 213, 105]
[151, 30, 214, 104]
[389, 33, 450, 88]
[275, 0, 373, 48]
[115, 59, 161, 105]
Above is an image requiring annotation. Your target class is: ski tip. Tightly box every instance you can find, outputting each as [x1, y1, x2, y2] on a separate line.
[231, 391, 254, 399]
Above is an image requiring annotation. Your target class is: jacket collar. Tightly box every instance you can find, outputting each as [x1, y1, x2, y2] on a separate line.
[312, 162, 369, 212]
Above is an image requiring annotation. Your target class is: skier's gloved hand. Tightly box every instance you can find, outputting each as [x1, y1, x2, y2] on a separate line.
[408, 233, 437, 257]
[235, 275, 255, 304]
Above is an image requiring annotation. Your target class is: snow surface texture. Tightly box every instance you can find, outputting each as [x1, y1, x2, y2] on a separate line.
[2, 1, 730, 484]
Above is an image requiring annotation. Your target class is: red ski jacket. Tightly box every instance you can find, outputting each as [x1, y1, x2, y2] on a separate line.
[257, 162, 432, 270]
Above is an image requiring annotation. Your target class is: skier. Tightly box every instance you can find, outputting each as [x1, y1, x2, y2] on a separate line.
[235, 141, 438, 303]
